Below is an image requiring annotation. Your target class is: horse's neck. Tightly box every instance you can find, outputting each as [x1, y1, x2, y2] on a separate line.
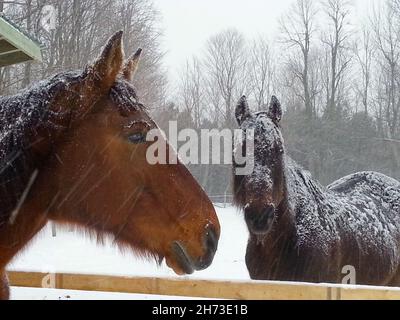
[250, 156, 333, 254]
[0, 78, 75, 223]
[282, 155, 328, 221]
[256, 155, 330, 250]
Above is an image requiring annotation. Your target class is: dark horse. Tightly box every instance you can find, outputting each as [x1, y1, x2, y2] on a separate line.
[233, 95, 400, 286]
[0, 32, 220, 299]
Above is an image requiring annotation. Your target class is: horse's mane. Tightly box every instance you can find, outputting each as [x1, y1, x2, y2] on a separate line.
[0, 71, 143, 225]
[0, 72, 81, 224]
[284, 157, 327, 203]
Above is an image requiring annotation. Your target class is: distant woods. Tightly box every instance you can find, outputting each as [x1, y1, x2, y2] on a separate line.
[0, 0, 167, 109]
[155, 0, 400, 195]
[1, 0, 400, 196]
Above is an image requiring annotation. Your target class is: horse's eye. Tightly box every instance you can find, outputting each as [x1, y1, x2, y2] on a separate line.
[128, 132, 146, 144]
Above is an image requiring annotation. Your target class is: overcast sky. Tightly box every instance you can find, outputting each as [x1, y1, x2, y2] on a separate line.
[153, 0, 377, 83]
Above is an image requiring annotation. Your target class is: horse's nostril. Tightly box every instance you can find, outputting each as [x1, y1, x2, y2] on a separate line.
[263, 205, 275, 217]
[246, 206, 273, 223]
[205, 226, 218, 252]
[245, 205, 275, 235]
[195, 226, 219, 271]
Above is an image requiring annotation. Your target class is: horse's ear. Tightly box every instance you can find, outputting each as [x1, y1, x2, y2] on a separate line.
[90, 31, 124, 92]
[267, 96, 282, 124]
[235, 96, 251, 126]
[123, 48, 142, 82]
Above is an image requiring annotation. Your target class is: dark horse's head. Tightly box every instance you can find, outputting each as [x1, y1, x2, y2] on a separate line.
[0, 32, 220, 275]
[233, 95, 285, 236]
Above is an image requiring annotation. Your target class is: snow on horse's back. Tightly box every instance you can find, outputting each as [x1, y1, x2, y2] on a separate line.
[328, 171, 400, 196]
[233, 95, 400, 286]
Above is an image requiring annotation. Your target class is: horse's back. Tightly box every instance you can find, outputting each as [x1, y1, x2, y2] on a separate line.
[328, 172, 400, 281]
[328, 171, 400, 200]
[328, 171, 400, 237]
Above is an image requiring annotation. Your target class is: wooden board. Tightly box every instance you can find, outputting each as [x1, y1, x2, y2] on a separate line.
[8, 271, 400, 300]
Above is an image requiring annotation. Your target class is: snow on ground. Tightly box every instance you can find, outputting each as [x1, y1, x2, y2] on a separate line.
[9, 206, 249, 300]
[12, 287, 211, 300]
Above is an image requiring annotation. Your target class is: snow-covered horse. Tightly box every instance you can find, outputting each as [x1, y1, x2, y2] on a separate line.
[0, 32, 220, 300]
[233, 95, 400, 286]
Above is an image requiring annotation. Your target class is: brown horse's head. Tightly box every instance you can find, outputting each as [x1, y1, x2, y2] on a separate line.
[28, 32, 220, 275]
[233, 95, 285, 236]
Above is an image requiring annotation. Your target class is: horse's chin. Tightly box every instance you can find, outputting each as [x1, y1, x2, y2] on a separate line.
[165, 258, 191, 275]
[165, 241, 195, 275]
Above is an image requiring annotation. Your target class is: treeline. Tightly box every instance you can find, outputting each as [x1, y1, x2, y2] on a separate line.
[1, 0, 400, 197]
[156, 0, 400, 195]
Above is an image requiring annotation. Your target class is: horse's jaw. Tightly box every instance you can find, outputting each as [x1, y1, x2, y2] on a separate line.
[165, 237, 218, 276]
[165, 241, 195, 275]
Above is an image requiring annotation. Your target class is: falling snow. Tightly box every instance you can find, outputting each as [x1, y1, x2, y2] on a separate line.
[0, 72, 83, 222]
[236, 105, 400, 276]
[286, 159, 400, 263]
[0, 71, 81, 159]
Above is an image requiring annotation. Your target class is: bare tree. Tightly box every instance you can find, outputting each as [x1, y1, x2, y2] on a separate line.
[204, 75, 224, 125]
[248, 37, 275, 111]
[179, 56, 204, 128]
[0, 0, 167, 109]
[371, 0, 400, 138]
[204, 28, 248, 127]
[353, 26, 374, 114]
[321, 0, 353, 117]
[370, 0, 400, 174]
[21, 0, 32, 87]
[280, 0, 317, 118]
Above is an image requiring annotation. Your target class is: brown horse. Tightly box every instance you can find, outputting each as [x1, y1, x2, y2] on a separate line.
[0, 32, 220, 300]
[233, 95, 400, 286]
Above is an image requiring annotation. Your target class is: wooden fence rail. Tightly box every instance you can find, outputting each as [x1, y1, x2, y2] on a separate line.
[8, 271, 400, 300]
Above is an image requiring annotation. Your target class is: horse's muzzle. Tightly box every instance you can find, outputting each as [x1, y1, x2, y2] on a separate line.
[172, 226, 219, 274]
[245, 205, 276, 235]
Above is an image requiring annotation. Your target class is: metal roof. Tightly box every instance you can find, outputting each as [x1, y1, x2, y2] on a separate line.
[0, 13, 43, 67]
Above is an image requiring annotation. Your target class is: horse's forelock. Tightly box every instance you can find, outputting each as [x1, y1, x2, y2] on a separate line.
[109, 79, 146, 117]
[233, 113, 285, 209]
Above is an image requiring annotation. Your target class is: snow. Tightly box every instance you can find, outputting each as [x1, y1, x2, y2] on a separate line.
[287, 163, 400, 261]
[238, 107, 400, 261]
[9, 206, 249, 300]
[0, 72, 78, 155]
[235, 112, 284, 197]
[11, 287, 208, 300]
[0, 72, 83, 223]
[233, 104, 400, 283]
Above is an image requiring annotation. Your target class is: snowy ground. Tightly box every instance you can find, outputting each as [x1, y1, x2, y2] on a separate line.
[9, 206, 250, 300]
[12, 287, 214, 300]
